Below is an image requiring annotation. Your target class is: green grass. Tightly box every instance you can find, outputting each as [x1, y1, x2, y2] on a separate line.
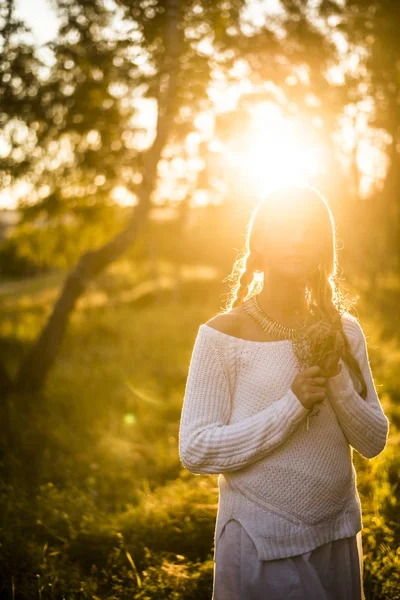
[0, 261, 399, 599]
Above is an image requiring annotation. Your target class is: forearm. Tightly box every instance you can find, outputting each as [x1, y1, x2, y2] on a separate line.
[179, 388, 308, 474]
[327, 358, 389, 458]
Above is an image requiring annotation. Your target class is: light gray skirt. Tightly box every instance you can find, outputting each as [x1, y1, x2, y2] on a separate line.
[212, 519, 363, 600]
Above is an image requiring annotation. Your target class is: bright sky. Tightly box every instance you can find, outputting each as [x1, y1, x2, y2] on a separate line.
[15, 0, 284, 46]
[2, 0, 387, 209]
[15, 0, 60, 45]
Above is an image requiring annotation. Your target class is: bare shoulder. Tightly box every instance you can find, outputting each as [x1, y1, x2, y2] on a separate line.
[204, 307, 243, 337]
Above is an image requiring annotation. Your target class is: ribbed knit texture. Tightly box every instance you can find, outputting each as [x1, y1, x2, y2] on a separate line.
[179, 312, 390, 561]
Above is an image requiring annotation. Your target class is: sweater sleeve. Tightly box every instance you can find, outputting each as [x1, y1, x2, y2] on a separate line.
[179, 327, 309, 475]
[327, 316, 389, 459]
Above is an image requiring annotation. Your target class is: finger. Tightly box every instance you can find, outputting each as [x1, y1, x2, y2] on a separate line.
[311, 397, 327, 406]
[312, 397, 327, 406]
[307, 365, 325, 377]
[308, 390, 327, 401]
[308, 376, 327, 386]
[307, 385, 327, 395]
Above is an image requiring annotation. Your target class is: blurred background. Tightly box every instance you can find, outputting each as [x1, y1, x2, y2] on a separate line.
[0, 0, 399, 597]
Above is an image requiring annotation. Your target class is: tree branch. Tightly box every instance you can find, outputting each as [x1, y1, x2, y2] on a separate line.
[15, 0, 182, 392]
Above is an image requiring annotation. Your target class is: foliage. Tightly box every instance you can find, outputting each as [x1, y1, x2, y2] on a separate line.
[0, 267, 398, 598]
[0, 0, 399, 597]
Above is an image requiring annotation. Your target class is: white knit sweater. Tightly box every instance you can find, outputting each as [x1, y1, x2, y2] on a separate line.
[179, 312, 389, 561]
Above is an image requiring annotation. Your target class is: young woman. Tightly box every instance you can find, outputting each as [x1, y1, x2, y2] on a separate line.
[178, 185, 389, 600]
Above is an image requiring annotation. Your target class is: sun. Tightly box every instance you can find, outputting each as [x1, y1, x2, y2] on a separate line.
[213, 101, 323, 199]
[243, 103, 321, 194]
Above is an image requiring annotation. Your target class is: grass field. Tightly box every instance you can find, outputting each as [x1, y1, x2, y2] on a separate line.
[0, 260, 399, 599]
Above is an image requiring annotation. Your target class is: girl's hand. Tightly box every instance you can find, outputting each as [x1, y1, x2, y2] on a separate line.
[291, 365, 328, 410]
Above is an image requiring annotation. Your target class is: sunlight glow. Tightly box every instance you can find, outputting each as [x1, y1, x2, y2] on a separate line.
[221, 102, 322, 196]
[5, 0, 388, 210]
[111, 186, 137, 206]
[0, 180, 33, 209]
[15, 0, 59, 45]
[123, 413, 136, 425]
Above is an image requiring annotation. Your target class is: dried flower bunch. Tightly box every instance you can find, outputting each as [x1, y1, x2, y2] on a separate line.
[292, 310, 346, 376]
[291, 303, 347, 430]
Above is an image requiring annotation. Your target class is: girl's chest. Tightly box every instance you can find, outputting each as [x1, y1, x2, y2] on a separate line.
[229, 348, 300, 418]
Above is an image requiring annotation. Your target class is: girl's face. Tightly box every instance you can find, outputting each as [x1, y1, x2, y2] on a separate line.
[255, 199, 327, 283]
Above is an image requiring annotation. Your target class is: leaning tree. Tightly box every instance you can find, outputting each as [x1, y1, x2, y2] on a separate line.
[0, 0, 350, 466]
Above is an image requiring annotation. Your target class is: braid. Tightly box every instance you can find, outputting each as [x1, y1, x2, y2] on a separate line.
[232, 270, 252, 308]
[309, 267, 368, 400]
[224, 251, 262, 312]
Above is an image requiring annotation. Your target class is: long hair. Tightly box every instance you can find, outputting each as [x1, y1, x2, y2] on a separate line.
[221, 184, 368, 399]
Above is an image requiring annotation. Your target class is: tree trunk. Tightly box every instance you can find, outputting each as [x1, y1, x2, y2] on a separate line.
[14, 0, 182, 394]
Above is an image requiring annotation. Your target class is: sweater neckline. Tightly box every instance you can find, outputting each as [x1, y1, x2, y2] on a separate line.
[200, 323, 293, 347]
